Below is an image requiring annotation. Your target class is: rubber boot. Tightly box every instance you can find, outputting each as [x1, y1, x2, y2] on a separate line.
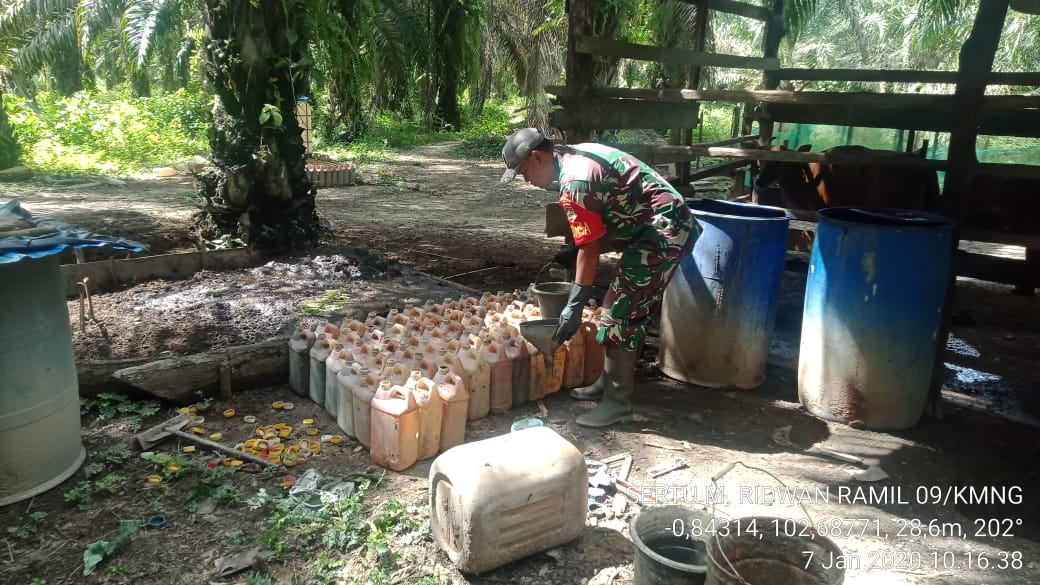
[575, 349, 636, 427]
[569, 371, 605, 401]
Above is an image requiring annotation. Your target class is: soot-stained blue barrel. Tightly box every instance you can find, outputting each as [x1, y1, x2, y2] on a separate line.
[658, 199, 791, 389]
[799, 207, 954, 431]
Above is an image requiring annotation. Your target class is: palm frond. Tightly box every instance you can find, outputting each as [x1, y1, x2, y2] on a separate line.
[123, 0, 176, 68]
[12, 11, 76, 75]
[1, 0, 77, 39]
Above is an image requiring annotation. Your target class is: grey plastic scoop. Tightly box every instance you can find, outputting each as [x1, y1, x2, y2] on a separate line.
[520, 319, 562, 377]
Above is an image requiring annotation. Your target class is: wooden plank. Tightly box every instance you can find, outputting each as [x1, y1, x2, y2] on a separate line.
[688, 159, 750, 180]
[546, 86, 1040, 110]
[988, 71, 1040, 85]
[617, 143, 747, 165]
[677, 0, 772, 21]
[62, 248, 266, 298]
[619, 144, 952, 171]
[608, 143, 1040, 181]
[759, 102, 1040, 138]
[550, 97, 700, 130]
[575, 36, 779, 71]
[774, 68, 1040, 86]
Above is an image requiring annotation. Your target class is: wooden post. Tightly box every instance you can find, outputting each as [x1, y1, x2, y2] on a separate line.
[675, 0, 710, 184]
[565, 0, 595, 144]
[927, 0, 1011, 419]
[756, 0, 785, 148]
[762, 0, 785, 91]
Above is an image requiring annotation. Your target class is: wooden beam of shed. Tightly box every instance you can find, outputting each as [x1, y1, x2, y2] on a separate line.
[574, 36, 779, 71]
[549, 97, 700, 130]
[687, 159, 751, 180]
[632, 145, 950, 171]
[774, 68, 1040, 86]
[677, 0, 773, 21]
[758, 102, 1040, 138]
[546, 85, 1040, 110]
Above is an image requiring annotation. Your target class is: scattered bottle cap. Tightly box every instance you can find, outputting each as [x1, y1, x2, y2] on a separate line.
[282, 402, 295, 410]
[191, 416, 205, 424]
[191, 426, 206, 434]
[243, 415, 257, 424]
[223, 409, 236, 418]
[227, 459, 244, 467]
[272, 401, 285, 410]
[146, 474, 163, 486]
[182, 446, 196, 453]
[165, 462, 182, 474]
[302, 418, 315, 426]
[306, 428, 319, 436]
[147, 515, 166, 528]
[329, 435, 344, 444]
[208, 432, 223, 441]
[320, 434, 334, 443]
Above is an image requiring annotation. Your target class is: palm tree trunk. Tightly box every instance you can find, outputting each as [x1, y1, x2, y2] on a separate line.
[432, 0, 464, 131]
[0, 88, 22, 170]
[49, 49, 85, 96]
[197, 0, 320, 253]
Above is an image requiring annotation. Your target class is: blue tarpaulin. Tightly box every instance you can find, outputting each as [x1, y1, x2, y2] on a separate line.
[0, 199, 147, 264]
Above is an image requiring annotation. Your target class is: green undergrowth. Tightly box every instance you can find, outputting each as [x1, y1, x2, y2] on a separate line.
[4, 88, 208, 176]
[246, 482, 442, 584]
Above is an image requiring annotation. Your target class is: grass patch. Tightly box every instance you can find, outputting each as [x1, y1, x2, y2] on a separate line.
[299, 287, 352, 318]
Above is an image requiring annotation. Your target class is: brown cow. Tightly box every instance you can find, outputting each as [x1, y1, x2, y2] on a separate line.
[753, 144, 941, 212]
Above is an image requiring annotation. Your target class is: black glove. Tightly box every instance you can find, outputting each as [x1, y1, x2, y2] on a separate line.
[553, 283, 595, 343]
[553, 244, 579, 272]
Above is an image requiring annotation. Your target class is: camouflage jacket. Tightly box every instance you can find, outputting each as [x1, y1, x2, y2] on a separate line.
[555, 143, 689, 249]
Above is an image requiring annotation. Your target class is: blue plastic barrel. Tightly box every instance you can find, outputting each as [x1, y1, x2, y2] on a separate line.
[658, 199, 791, 389]
[799, 207, 954, 430]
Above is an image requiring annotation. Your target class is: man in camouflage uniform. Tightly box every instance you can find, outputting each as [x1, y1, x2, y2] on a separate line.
[501, 128, 697, 427]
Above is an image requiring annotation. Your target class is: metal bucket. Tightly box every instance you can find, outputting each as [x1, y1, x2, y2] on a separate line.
[0, 256, 86, 507]
[658, 199, 790, 389]
[705, 516, 844, 585]
[630, 505, 710, 585]
[530, 282, 571, 319]
[799, 207, 953, 430]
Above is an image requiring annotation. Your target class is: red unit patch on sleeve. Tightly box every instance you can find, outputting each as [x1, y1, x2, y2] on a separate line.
[559, 192, 606, 245]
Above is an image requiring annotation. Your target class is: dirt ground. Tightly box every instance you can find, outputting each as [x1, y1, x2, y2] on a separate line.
[1, 143, 1039, 585]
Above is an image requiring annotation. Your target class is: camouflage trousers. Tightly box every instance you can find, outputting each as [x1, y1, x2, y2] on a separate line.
[596, 205, 697, 351]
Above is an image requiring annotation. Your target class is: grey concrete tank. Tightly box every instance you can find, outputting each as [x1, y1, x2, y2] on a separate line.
[0, 256, 85, 506]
